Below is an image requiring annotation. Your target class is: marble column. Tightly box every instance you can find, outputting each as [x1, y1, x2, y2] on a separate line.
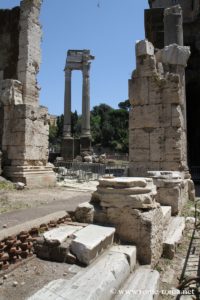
[82, 62, 91, 137]
[62, 68, 74, 160]
[63, 68, 72, 138]
[81, 62, 92, 153]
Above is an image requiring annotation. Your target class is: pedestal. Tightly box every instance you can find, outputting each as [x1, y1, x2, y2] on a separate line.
[74, 138, 80, 158]
[3, 165, 56, 187]
[61, 137, 74, 161]
[80, 136, 92, 155]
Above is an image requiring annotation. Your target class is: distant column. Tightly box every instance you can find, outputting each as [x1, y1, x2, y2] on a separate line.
[82, 62, 91, 137]
[63, 68, 72, 138]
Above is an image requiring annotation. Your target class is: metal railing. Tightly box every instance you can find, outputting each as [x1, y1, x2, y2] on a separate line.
[54, 161, 129, 182]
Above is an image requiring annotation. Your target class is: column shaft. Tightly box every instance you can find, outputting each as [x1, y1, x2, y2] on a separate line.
[63, 69, 72, 137]
[164, 5, 183, 46]
[82, 63, 91, 137]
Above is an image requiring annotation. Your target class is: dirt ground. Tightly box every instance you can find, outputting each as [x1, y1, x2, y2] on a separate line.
[0, 256, 84, 300]
[0, 186, 92, 228]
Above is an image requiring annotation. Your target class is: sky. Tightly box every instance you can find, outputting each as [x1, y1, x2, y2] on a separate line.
[0, 0, 148, 115]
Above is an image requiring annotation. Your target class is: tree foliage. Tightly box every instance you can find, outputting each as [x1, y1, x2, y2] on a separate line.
[49, 100, 130, 153]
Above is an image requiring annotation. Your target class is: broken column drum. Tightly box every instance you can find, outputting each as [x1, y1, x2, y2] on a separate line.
[62, 50, 94, 161]
[91, 177, 163, 266]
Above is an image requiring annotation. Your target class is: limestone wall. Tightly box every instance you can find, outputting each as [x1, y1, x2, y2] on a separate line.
[0, 1, 56, 186]
[17, 0, 42, 105]
[129, 40, 190, 176]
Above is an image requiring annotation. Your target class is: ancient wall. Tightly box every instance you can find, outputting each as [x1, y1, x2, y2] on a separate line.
[145, 1, 200, 168]
[17, 0, 42, 106]
[0, 0, 56, 186]
[0, 7, 20, 80]
[129, 40, 190, 176]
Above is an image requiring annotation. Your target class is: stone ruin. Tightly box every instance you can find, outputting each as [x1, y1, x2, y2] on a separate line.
[91, 177, 163, 266]
[129, 5, 195, 210]
[146, 0, 200, 173]
[0, 0, 56, 187]
[87, 5, 195, 267]
[62, 49, 95, 161]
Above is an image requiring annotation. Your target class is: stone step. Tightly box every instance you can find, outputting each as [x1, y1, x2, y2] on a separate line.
[163, 216, 185, 259]
[70, 224, 115, 265]
[161, 206, 172, 226]
[43, 224, 83, 245]
[115, 266, 160, 300]
[28, 246, 135, 300]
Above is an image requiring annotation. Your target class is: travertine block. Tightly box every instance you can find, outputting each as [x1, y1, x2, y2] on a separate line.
[43, 225, 83, 245]
[171, 104, 184, 127]
[91, 177, 162, 266]
[161, 73, 182, 104]
[162, 104, 172, 127]
[129, 162, 161, 177]
[129, 77, 149, 106]
[106, 207, 163, 266]
[129, 129, 150, 149]
[164, 127, 182, 162]
[136, 55, 157, 77]
[148, 171, 189, 215]
[163, 217, 185, 259]
[136, 40, 154, 57]
[150, 128, 165, 162]
[148, 76, 162, 104]
[74, 202, 94, 223]
[161, 44, 190, 67]
[131, 104, 162, 128]
[70, 224, 115, 265]
[129, 148, 150, 162]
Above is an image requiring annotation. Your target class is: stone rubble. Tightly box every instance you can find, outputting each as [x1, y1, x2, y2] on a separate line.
[163, 216, 185, 259]
[74, 202, 94, 223]
[148, 171, 194, 215]
[70, 224, 115, 265]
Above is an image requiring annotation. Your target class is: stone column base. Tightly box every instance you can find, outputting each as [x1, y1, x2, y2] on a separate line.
[3, 165, 56, 187]
[90, 177, 163, 267]
[61, 137, 74, 161]
[80, 135, 92, 154]
[148, 171, 195, 215]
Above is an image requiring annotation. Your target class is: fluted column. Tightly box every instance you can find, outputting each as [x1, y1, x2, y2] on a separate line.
[81, 63, 91, 137]
[63, 68, 72, 138]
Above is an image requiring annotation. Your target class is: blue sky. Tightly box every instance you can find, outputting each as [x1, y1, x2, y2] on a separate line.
[1, 0, 148, 115]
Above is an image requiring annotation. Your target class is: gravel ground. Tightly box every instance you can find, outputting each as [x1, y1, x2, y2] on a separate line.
[0, 256, 84, 300]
